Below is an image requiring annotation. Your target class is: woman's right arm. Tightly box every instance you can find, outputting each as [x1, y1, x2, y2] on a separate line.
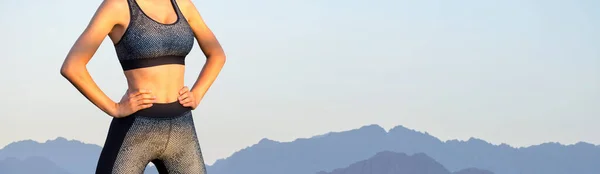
[60, 0, 151, 117]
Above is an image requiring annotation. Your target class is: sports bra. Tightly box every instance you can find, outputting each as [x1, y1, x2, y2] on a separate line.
[114, 0, 195, 71]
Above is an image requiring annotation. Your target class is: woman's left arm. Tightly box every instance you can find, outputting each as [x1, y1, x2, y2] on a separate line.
[178, 0, 226, 109]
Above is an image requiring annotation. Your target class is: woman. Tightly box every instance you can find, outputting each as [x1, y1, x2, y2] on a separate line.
[60, 0, 225, 173]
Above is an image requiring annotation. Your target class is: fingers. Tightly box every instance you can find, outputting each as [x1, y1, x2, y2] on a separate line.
[179, 86, 189, 95]
[122, 88, 197, 112]
[180, 97, 193, 106]
[127, 89, 156, 109]
[132, 93, 156, 104]
[135, 94, 156, 101]
[115, 89, 158, 117]
[135, 103, 153, 111]
[127, 89, 155, 101]
[178, 91, 189, 101]
[134, 97, 155, 111]
[130, 88, 152, 97]
[132, 96, 154, 110]
[137, 98, 156, 104]
[178, 87, 196, 107]
[179, 93, 194, 106]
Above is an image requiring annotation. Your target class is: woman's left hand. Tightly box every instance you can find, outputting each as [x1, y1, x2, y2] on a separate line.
[178, 86, 198, 109]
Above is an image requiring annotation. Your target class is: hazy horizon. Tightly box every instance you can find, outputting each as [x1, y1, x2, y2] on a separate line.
[1, 0, 598, 165]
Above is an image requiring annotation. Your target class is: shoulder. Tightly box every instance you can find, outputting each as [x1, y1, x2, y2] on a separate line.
[88, 0, 130, 26]
[96, 0, 129, 16]
[102, 0, 129, 10]
[175, 0, 201, 21]
[175, 0, 195, 9]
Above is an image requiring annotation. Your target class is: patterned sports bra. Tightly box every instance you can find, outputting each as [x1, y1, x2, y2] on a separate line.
[114, 0, 195, 71]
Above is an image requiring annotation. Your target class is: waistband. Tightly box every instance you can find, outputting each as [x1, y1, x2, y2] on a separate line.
[130, 101, 192, 118]
[119, 55, 186, 71]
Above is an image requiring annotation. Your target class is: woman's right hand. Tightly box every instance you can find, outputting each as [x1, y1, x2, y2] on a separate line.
[111, 89, 156, 118]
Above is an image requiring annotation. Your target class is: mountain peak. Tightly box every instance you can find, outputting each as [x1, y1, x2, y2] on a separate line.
[309, 124, 387, 140]
[257, 138, 278, 145]
[319, 151, 451, 174]
[2, 137, 89, 151]
[361, 124, 385, 129]
[46, 137, 69, 143]
[467, 137, 490, 144]
[573, 141, 596, 147]
[388, 124, 431, 136]
[388, 125, 409, 132]
[0, 137, 102, 174]
[355, 124, 386, 133]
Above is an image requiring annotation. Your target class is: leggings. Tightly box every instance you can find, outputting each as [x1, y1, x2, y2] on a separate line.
[95, 101, 207, 174]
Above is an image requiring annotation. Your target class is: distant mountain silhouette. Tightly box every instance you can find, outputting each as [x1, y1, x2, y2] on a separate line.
[1, 125, 598, 174]
[0, 137, 100, 174]
[317, 151, 493, 174]
[0, 137, 159, 174]
[207, 124, 600, 174]
[0, 156, 70, 174]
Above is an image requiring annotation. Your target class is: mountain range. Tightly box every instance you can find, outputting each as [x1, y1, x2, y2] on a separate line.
[317, 151, 494, 174]
[208, 124, 600, 174]
[1, 124, 598, 174]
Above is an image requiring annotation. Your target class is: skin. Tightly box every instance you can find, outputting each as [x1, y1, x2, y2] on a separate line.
[60, 0, 226, 118]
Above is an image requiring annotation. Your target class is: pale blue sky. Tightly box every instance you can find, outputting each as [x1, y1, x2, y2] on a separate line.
[0, 0, 598, 165]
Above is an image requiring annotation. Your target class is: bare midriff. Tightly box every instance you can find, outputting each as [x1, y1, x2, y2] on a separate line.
[123, 64, 186, 103]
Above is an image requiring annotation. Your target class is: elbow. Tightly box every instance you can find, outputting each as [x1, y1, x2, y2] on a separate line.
[215, 52, 227, 63]
[60, 65, 70, 78]
[60, 62, 83, 79]
[219, 54, 227, 64]
[60, 63, 73, 79]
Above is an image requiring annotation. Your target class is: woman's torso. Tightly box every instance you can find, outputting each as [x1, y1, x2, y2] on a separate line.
[108, 0, 194, 103]
[123, 65, 186, 103]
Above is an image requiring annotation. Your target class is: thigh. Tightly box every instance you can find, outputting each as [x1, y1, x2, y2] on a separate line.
[96, 116, 169, 174]
[155, 113, 207, 174]
[154, 144, 206, 174]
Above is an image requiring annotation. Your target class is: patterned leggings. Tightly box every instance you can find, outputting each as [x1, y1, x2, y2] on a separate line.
[95, 102, 207, 174]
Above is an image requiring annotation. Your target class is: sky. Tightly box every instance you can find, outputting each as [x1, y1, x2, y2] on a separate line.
[0, 0, 598, 165]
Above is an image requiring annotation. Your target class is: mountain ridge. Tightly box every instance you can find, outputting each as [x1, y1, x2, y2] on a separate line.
[317, 151, 495, 174]
[1, 124, 599, 174]
[208, 124, 600, 174]
[2, 124, 596, 151]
